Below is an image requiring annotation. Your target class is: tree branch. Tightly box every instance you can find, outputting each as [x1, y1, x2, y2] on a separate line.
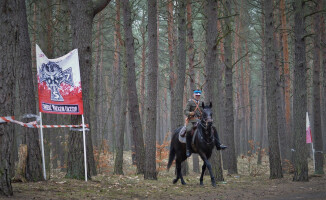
[93, 0, 111, 17]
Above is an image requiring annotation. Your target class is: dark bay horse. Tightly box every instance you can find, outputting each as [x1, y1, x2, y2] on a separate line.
[167, 102, 221, 187]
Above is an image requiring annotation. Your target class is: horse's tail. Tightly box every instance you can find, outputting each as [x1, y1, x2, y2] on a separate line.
[167, 144, 175, 171]
[167, 127, 182, 170]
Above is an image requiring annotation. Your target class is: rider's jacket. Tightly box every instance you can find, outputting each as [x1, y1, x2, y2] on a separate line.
[184, 99, 203, 123]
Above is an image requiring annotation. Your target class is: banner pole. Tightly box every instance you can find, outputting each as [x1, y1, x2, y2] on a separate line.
[39, 112, 46, 180]
[312, 142, 315, 172]
[82, 114, 87, 182]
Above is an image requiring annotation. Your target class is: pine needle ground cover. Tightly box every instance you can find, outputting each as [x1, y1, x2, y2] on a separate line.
[5, 151, 326, 200]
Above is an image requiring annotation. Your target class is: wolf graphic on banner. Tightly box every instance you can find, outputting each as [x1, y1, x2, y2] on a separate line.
[36, 44, 84, 115]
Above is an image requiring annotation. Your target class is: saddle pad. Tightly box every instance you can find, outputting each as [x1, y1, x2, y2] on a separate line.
[178, 126, 186, 143]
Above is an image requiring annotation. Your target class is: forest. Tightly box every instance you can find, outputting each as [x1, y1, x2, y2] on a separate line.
[0, 0, 325, 199]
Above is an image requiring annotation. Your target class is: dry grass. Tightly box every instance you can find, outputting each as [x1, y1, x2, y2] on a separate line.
[5, 150, 326, 200]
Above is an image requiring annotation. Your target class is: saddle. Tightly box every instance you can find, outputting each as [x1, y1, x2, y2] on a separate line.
[179, 122, 198, 137]
[178, 123, 198, 144]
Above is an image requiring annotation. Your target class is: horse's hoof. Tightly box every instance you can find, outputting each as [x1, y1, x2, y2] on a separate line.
[181, 181, 186, 185]
[200, 181, 204, 186]
[173, 179, 178, 184]
[212, 182, 216, 187]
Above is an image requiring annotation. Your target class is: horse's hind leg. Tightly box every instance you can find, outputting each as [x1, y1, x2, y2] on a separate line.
[199, 163, 206, 186]
[179, 162, 186, 185]
[173, 161, 181, 184]
[173, 161, 186, 185]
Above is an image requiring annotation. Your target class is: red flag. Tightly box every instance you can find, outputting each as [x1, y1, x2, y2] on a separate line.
[306, 112, 312, 144]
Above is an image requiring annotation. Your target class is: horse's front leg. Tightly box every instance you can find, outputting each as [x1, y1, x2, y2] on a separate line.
[204, 159, 216, 187]
[199, 152, 216, 187]
[200, 163, 206, 186]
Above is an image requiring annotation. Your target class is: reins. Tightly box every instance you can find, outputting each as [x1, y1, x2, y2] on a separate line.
[197, 117, 214, 145]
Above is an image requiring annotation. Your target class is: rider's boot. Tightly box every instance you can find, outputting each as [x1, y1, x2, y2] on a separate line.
[213, 127, 227, 150]
[186, 132, 192, 157]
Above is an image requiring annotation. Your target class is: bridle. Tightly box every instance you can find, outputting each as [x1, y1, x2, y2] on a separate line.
[197, 108, 214, 144]
[200, 108, 213, 130]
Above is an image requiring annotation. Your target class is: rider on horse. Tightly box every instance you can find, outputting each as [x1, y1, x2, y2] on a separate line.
[184, 89, 227, 157]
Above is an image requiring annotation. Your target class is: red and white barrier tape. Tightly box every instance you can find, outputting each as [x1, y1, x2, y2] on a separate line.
[0, 116, 89, 128]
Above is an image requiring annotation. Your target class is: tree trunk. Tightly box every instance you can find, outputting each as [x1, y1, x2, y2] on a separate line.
[17, 0, 44, 182]
[312, 0, 324, 175]
[122, 0, 145, 174]
[144, 0, 159, 180]
[224, 0, 238, 174]
[274, 27, 289, 165]
[280, 0, 291, 144]
[38, 0, 56, 180]
[67, 0, 111, 179]
[0, 0, 18, 196]
[93, 15, 102, 148]
[204, 0, 224, 181]
[258, 16, 266, 164]
[292, 0, 309, 182]
[112, 0, 122, 152]
[140, 9, 146, 122]
[167, 0, 176, 133]
[186, 0, 200, 173]
[264, 0, 283, 179]
[321, 3, 326, 154]
[170, 0, 186, 132]
[113, 55, 127, 175]
[53, 0, 71, 170]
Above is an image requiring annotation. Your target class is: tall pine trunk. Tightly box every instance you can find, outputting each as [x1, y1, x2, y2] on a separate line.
[0, 0, 18, 196]
[224, 0, 238, 174]
[17, 0, 43, 182]
[66, 0, 110, 179]
[122, 0, 145, 174]
[112, 0, 122, 152]
[258, 12, 266, 165]
[170, 0, 186, 132]
[204, 0, 224, 181]
[312, 0, 324, 174]
[144, 0, 159, 180]
[321, 3, 326, 155]
[186, 0, 200, 173]
[264, 0, 283, 179]
[280, 0, 291, 147]
[113, 51, 127, 175]
[292, 0, 308, 182]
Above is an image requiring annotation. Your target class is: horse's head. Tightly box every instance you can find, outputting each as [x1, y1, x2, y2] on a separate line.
[201, 102, 213, 129]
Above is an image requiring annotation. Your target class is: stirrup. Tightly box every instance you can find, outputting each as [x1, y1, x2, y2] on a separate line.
[186, 149, 192, 157]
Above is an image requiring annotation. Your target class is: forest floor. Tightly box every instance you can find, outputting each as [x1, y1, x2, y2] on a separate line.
[1, 152, 326, 200]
